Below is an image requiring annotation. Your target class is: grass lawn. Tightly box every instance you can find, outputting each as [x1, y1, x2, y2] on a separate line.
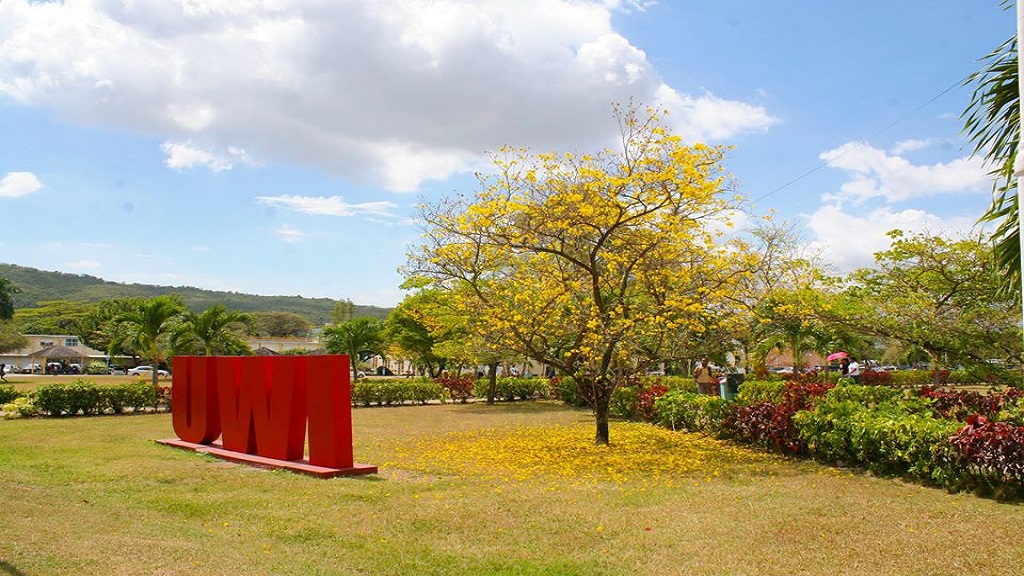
[1, 400, 1022, 575]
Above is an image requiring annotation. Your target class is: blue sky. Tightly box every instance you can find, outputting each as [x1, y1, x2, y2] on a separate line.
[0, 1, 1012, 308]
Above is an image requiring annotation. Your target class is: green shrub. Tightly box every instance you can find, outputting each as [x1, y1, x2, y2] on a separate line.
[653, 390, 729, 433]
[735, 379, 786, 404]
[85, 361, 110, 375]
[405, 379, 444, 405]
[998, 403, 1024, 426]
[351, 378, 443, 407]
[474, 377, 548, 402]
[0, 385, 20, 405]
[610, 385, 639, 419]
[351, 380, 382, 406]
[551, 376, 587, 407]
[35, 380, 103, 416]
[639, 375, 694, 392]
[100, 381, 159, 413]
[823, 384, 915, 407]
[2, 395, 39, 418]
[794, 386, 960, 484]
[888, 370, 933, 387]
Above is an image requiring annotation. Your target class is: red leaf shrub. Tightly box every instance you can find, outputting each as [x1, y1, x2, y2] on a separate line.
[722, 381, 833, 455]
[860, 369, 892, 386]
[919, 387, 1023, 421]
[949, 415, 1024, 497]
[157, 385, 173, 410]
[636, 383, 668, 422]
[434, 376, 475, 403]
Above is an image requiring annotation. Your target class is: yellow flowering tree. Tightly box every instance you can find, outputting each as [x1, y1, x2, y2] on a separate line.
[407, 106, 738, 444]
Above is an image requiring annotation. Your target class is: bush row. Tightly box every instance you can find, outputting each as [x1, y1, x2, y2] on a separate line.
[2, 380, 170, 418]
[633, 380, 1024, 500]
[352, 376, 552, 407]
[2, 375, 557, 417]
[352, 378, 444, 406]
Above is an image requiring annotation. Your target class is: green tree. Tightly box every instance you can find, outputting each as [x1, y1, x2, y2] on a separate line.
[109, 295, 187, 386]
[12, 300, 95, 335]
[383, 288, 460, 379]
[331, 299, 356, 324]
[322, 317, 386, 381]
[842, 230, 1021, 369]
[0, 322, 28, 354]
[407, 105, 737, 444]
[77, 298, 145, 358]
[963, 2, 1018, 297]
[0, 276, 18, 321]
[751, 287, 836, 372]
[171, 304, 254, 356]
[251, 311, 312, 338]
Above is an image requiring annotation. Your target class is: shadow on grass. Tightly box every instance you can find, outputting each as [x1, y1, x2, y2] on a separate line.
[0, 560, 27, 576]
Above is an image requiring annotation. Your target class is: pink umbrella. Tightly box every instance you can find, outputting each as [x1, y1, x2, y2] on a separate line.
[826, 351, 848, 361]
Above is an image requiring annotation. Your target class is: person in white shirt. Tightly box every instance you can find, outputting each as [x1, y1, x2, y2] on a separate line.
[847, 356, 861, 383]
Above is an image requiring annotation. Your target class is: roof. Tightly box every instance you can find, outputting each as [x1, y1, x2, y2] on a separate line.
[27, 344, 89, 360]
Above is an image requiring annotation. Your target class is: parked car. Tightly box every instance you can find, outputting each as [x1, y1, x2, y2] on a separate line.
[108, 365, 127, 375]
[127, 365, 170, 377]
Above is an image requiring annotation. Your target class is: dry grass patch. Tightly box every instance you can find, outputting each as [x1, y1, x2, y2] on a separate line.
[0, 401, 1022, 575]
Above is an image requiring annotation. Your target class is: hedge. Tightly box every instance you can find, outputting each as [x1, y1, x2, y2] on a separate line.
[351, 378, 443, 407]
[643, 380, 1024, 500]
[472, 377, 549, 402]
[31, 380, 168, 417]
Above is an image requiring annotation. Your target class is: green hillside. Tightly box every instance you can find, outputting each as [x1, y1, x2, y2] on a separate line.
[0, 263, 391, 324]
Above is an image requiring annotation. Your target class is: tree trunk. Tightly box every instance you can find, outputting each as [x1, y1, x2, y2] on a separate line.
[486, 362, 499, 405]
[593, 394, 611, 445]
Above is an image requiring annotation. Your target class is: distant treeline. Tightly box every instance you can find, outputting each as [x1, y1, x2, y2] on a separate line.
[0, 263, 391, 324]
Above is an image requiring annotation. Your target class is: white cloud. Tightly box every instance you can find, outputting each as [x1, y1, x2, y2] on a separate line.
[0, 0, 776, 191]
[805, 204, 980, 272]
[275, 224, 306, 244]
[819, 142, 989, 204]
[161, 141, 253, 172]
[256, 195, 399, 218]
[67, 260, 102, 269]
[655, 85, 779, 142]
[0, 171, 43, 198]
[890, 138, 933, 155]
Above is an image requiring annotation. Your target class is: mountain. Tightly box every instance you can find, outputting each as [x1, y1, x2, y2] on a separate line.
[0, 263, 391, 324]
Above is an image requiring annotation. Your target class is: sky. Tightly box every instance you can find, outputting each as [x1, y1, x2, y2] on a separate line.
[0, 0, 1013, 308]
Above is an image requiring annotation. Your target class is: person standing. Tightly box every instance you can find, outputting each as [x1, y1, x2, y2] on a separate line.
[694, 357, 716, 395]
[847, 356, 861, 383]
[0, 363, 6, 382]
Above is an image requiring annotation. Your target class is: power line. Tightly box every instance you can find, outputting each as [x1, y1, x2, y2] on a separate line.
[749, 78, 965, 204]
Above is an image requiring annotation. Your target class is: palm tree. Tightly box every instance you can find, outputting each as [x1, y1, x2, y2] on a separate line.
[172, 304, 254, 356]
[322, 317, 386, 381]
[109, 296, 187, 387]
[963, 3, 1017, 296]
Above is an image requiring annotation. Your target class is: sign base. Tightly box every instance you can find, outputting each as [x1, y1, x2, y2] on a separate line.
[157, 439, 379, 478]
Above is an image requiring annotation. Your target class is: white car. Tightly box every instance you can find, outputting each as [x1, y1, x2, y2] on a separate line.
[128, 365, 170, 377]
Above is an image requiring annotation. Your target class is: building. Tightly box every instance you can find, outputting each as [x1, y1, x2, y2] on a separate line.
[1, 334, 107, 373]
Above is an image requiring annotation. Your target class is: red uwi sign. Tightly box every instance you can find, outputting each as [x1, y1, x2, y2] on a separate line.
[160, 355, 376, 477]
